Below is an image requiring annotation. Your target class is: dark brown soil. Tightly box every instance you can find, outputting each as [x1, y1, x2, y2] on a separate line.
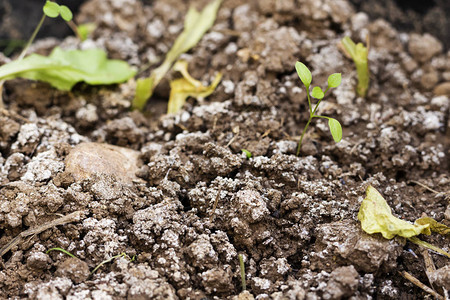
[0, 0, 449, 299]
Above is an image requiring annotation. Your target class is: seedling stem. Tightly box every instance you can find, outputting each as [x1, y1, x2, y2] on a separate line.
[238, 254, 246, 291]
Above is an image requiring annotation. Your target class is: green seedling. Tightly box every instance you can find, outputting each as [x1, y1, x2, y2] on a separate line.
[0, 1, 135, 108]
[91, 252, 134, 274]
[0, 0, 75, 106]
[241, 149, 252, 159]
[238, 254, 246, 291]
[295, 61, 342, 156]
[46, 247, 76, 258]
[132, 0, 222, 111]
[20, 1, 74, 61]
[341, 36, 369, 97]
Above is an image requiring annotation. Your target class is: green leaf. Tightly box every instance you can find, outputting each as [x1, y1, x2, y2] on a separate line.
[327, 118, 342, 142]
[167, 60, 222, 114]
[358, 185, 430, 239]
[295, 61, 312, 87]
[132, 0, 222, 110]
[0, 47, 136, 91]
[327, 73, 341, 88]
[59, 5, 73, 21]
[43, 1, 60, 18]
[311, 86, 324, 99]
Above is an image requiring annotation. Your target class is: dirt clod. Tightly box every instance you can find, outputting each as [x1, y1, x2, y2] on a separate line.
[55, 257, 90, 284]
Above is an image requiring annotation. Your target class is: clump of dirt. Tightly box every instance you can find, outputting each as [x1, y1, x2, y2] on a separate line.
[0, 0, 449, 299]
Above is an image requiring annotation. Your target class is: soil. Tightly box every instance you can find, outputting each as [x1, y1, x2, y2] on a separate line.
[0, 0, 449, 299]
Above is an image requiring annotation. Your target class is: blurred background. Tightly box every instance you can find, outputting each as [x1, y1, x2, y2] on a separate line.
[0, 0, 449, 56]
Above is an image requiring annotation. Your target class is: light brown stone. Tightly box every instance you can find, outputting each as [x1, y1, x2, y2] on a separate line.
[408, 33, 443, 63]
[433, 82, 450, 96]
[420, 70, 439, 89]
[65, 142, 140, 184]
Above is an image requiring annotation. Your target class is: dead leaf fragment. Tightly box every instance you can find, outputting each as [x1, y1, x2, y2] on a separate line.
[167, 60, 222, 114]
[415, 217, 450, 236]
[357, 185, 429, 239]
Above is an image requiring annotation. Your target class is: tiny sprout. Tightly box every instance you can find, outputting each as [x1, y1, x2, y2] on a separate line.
[341, 36, 369, 97]
[241, 149, 252, 158]
[46, 247, 76, 258]
[238, 254, 247, 291]
[295, 61, 343, 156]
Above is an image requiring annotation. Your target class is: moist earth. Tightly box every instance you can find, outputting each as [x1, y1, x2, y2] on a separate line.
[0, 0, 449, 299]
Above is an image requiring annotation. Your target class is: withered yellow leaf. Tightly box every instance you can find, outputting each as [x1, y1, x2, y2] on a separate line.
[357, 185, 430, 239]
[167, 60, 222, 114]
[415, 217, 450, 236]
[132, 0, 222, 111]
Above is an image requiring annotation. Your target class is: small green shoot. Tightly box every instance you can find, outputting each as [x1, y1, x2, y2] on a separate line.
[46, 247, 76, 258]
[91, 252, 130, 274]
[295, 62, 342, 156]
[132, 0, 222, 111]
[77, 23, 96, 41]
[238, 254, 246, 291]
[241, 149, 252, 159]
[19, 1, 74, 61]
[341, 36, 369, 97]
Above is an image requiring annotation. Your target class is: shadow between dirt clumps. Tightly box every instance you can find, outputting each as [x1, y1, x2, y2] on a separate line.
[0, 0, 449, 299]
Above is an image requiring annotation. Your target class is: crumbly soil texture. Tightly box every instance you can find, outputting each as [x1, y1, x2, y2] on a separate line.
[0, 0, 449, 299]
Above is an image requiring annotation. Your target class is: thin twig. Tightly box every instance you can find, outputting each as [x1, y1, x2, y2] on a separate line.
[400, 271, 444, 300]
[409, 180, 441, 194]
[209, 188, 222, 222]
[422, 249, 437, 291]
[0, 211, 84, 257]
[239, 254, 246, 291]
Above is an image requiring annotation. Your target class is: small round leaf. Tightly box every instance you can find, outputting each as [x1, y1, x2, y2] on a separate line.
[328, 118, 342, 143]
[327, 73, 341, 88]
[43, 1, 60, 18]
[311, 86, 324, 99]
[59, 5, 73, 21]
[295, 61, 312, 87]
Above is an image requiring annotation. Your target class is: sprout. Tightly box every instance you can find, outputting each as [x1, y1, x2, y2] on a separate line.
[295, 62, 343, 155]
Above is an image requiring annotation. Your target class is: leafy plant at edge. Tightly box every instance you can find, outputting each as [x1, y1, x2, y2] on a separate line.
[0, 1, 135, 107]
[132, 0, 222, 111]
[295, 61, 342, 156]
